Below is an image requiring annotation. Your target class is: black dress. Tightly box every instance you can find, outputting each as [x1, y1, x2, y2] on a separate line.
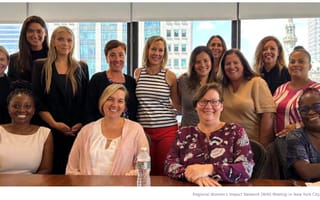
[8, 49, 48, 82]
[32, 59, 89, 174]
[0, 75, 11, 124]
[85, 71, 137, 123]
[261, 65, 291, 95]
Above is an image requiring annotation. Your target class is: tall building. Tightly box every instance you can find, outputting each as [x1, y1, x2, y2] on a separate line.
[308, 18, 320, 82]
[283, 18, 297, 56]
[139, 21, 192, 77]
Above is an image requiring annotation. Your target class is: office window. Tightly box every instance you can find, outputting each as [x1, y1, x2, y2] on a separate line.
[167, 44, 171, 52]
[174, 59, 179, 68]
[174, 44, 179, 52]
[138, 20, 231, 77]
[166, 29, 171, 37]
[181, 58, 187, 69]
[181, 29, 187, 37]
[174, 29, 179, 37]
[181, 44, 187, 52]
[241, 18, 320, 82]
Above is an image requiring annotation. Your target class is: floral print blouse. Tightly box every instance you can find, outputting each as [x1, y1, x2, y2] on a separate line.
[164, 122, 254, 183]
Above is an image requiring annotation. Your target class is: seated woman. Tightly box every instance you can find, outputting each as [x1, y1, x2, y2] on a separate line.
[66, 84, 149, 175]
[0, 81, 53, 174]
[287, 88, 320, 181]
[164, 83, 254, 186]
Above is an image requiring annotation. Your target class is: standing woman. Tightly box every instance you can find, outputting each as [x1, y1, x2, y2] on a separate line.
[0, 46, 11, 124]
[32, 26, 89, 174]
[274, 46, 320, 137]
[206, 35, 227, 74]
[178, 46, 216, 127]
[8, 15, 49, 82]
[253, 36, 291, 95]
[86, 40, 137, 123]
[218, 48, 276, 148]
[135, 36, 180, 175]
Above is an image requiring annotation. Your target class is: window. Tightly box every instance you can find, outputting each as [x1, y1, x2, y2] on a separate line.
[181, 58, 187, 69]
[181, 44, 187, 52]
[174, 29, 179, 37]
[174, 44, 179, 52]
[241, 18, 320, 82]
[181, 29, 187, 37]
[166, 29, 171, 37]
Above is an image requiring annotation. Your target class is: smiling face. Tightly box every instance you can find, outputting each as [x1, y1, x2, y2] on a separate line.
[0, 50, 9, 76]
[195, 89, 223, 123]
[262, 39, 279, 68]
[299, 91, 320, 132]
[288, 51, 311, 80]
[147, 40, 165, 67]
[194, 51, 212, 78]
[8, 93, 35, 125]
[224, 52, 244, 83]
[52, 30, 74, 57]
[102, 89, 126, 119]
[208, 37, 224, 61]
[26, 22, 47, 51]
[106, 46, 125, 73]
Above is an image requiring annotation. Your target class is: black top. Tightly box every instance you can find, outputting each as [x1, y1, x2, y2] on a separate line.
[8, 49, 48, 82]
[0, 75, 11, 124]
[32, 59, 89, 127]
[85, 71, 137, 123]
[261, 65, 291, 95]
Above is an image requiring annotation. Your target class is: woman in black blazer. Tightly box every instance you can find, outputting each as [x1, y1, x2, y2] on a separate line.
[32, 26, 89, 174]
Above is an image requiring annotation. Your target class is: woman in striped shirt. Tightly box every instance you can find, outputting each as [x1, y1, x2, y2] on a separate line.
[274, 46, 320, 137]
[134, 36, 180, 175]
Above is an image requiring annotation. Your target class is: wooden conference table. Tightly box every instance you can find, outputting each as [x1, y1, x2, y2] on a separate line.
[0, 174, 305, 186]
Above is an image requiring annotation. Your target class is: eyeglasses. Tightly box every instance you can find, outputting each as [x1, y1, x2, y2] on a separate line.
[197, 99, 221, 107]
[298, 103, 320, 115]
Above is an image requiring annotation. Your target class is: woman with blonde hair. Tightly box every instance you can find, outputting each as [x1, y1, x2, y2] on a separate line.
[253, 36, 290, 95]
[32, 26, 89, 174]
[66, 84, 149, 175]
[135, 36, 180, 175]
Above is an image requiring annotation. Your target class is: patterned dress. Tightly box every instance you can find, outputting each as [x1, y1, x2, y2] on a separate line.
[164, 122, 254, 183]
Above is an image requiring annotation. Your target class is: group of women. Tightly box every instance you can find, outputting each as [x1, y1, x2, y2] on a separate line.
[0, 15, 319, 185]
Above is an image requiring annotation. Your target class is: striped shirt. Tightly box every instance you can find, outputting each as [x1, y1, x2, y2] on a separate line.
[136, 68, 177, 128]
[273, 81, 320, 132]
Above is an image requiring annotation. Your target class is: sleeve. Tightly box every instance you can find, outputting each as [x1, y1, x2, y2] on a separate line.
[163, 131, 187, 180]
[32, 60, 49, 112]
[7, 54, 18, 82]
[65, 126, 88, 175]
[252, 77, 276, 113]
[286, 129, 310, 168]
[212, 125, 254, 183]
[85, 73, 106, 124]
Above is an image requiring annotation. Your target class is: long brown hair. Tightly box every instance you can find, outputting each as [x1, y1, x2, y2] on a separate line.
[16, 15, 49, 72]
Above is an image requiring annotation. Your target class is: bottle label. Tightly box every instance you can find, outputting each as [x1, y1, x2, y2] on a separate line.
[137, 161, 150, 169]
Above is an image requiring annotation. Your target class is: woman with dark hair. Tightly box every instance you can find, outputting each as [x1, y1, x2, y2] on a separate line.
[165, 83, 254, 186]
[218, 48, 275, 148]
[0, 81, 53, 174]
[8, 15, 49, 82]
[286, 87, 320, 181]
[274, 46, 320, 137]
[86, 40, 137, 123]
[178, 46, 217, 127]
[206, 35, 227, 74]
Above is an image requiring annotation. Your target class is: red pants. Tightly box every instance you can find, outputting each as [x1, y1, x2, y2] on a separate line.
[144, 125, 178, 175]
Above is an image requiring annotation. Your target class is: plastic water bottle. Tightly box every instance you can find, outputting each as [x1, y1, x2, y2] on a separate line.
[136, 147, 151, 186]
